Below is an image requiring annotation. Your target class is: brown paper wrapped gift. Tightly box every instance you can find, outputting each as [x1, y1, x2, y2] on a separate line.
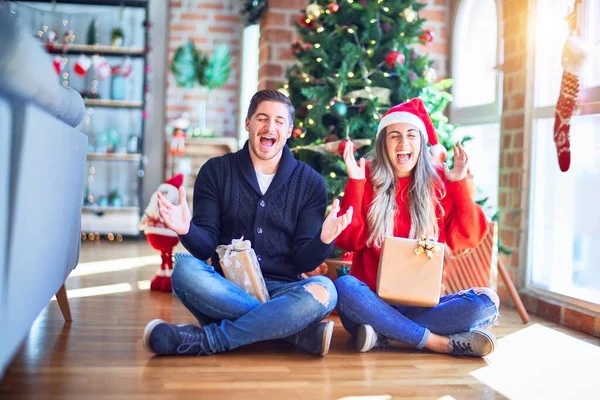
[376, 236, 445, 307]
[216, 237, 270, 303]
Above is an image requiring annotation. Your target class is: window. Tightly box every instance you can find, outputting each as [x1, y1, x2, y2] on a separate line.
[451, 0, 502, 208]
[528, 0, 600, 308]
[452, 0, 499, 109]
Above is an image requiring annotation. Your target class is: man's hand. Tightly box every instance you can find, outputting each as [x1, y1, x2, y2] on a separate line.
[445, 143, 469, 182]
[157, 186, 192, 235]
[320, 199, 353, 244]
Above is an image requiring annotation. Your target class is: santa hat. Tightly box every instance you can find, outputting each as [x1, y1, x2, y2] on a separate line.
[165, 173, 184, 189]
[377, 98, 446, 160]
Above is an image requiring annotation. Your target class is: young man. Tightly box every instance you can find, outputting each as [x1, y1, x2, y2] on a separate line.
[143, 90, 353, 357]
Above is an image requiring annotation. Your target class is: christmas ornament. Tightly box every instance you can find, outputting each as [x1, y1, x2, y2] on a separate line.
[298, 15, 314, 28]
[328, 2, 339, 13]
[73, 54, 92, 77]
[293, 127, 303, 139]
[345, 87, 391, 105]
[382, 22, 392, 33]
[52, 56, 64, 76]
[385, 51, 405, 68]
[423, 66, 437, 83]
[403, 6, 417, 22]
[92, 55, 111, 80]
[297, 104, 309, 118]
[338, 139, 355, 156]
[170, 114, 190, 156]
[305, 3, 322, 20]
[139, 174, 185, 293]
[278, 87, 290, 97]
[324, 133, 340, 143]
[331, 101, 348, 118]
[46, 30, 58, 51]
[554, 35, 591, 172]
[291, 39, 304, 55]
[291, 138, 371, 156]
[419, 29, 434, 44]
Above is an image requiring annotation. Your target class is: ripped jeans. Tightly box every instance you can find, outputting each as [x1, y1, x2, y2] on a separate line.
[171, 256, 337, 353]
[335, 275, 499, 349]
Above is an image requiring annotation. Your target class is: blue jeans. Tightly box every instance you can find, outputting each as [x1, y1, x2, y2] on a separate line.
[335, 275, 499, 349]
[171, 256, 337, 353]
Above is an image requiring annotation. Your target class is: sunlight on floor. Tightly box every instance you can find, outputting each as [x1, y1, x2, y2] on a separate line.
[50, 280, 151, 299]
[470, 323, 600, 399]
[70, 255, 161, 277]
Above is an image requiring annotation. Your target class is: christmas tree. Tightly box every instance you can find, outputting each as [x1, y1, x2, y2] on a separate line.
[284, 0, 457, 201]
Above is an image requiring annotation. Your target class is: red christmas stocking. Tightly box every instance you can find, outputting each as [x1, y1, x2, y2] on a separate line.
[553, 35, 590, 172]
[553, 70, 579, 172]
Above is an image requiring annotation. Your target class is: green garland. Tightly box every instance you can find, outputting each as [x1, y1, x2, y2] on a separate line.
[240, 0, 268, 26]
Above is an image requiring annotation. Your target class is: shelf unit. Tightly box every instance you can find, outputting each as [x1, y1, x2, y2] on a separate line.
[87, 153, 142, 162]
[17, 0, 150, 237]
[83, 99, 144, 109]
[46, 43, 145, 57]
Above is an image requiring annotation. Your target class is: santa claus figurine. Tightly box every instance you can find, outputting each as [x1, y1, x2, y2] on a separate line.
[139, 174, 185, 292]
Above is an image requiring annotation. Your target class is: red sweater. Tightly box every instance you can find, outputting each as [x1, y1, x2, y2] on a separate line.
[336, 164, 489, 291]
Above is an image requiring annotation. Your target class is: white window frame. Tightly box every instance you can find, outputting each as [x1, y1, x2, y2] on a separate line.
[524, 0, 600, 312]
[450, 0, 504, 126]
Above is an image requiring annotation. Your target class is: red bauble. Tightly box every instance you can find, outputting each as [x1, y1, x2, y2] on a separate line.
[328, 2, 339, 13]
[419, 29, 434, 44]
[385, 51, 405, 68]
[299, 15, 314, 28]
[293, 127, 303, 139]
[338, 139, 355, 156]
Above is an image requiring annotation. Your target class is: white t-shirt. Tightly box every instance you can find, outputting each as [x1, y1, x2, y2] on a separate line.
[255, 169, 275, 195]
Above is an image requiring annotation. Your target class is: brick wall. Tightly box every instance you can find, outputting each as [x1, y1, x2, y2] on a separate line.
[166, 0, 241, 137]
[258, 0, 450, 90]
[497, 0, 529, 305]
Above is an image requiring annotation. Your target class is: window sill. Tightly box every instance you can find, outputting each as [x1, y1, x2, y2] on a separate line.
[518, 287, 600, 338]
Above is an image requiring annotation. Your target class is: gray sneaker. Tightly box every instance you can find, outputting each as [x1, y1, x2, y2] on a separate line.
[448, 329, 497, 357]
[356, 324, 389, 352]
[293, 321, 335, 356]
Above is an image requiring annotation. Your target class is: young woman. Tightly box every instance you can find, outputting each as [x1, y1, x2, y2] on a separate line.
[335, 98, 500, 357]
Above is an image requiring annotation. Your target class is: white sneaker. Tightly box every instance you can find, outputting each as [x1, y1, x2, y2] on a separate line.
[356, 324, 388, 352]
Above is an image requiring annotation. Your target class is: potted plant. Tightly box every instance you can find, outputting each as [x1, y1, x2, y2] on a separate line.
[110, 27, 124, 47]
[171, 40, 232, 136]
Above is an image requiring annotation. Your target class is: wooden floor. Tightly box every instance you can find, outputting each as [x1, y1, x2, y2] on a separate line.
[1, 240, 599, 400]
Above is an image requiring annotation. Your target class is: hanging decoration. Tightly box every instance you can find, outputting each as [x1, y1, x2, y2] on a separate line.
[553, 2, 592, 172]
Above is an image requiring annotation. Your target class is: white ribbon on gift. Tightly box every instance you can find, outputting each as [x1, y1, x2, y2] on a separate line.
[216, 237, 252, 260]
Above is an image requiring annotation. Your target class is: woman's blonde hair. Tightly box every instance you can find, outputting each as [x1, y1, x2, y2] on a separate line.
[366, 127, 444, 248]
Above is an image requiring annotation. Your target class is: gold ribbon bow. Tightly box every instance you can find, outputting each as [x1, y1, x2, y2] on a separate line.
[414, 237, 441, 260]
[216, 237, 252, 259]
